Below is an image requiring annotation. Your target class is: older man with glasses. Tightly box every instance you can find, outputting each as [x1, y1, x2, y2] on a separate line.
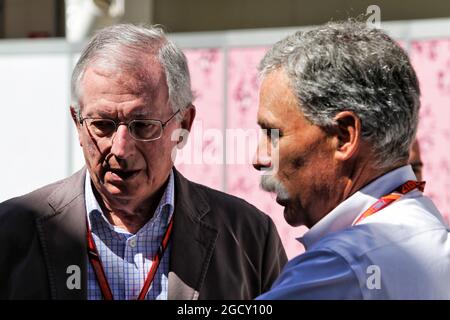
[0, 24, 287, 300]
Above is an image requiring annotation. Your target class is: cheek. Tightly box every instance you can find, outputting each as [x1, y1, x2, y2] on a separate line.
[81, 135, 106, 167]
[159, 138, 178, 161]
[277, 146, 305, 181]
[277, 144, 331, 191]
[141, 140, 175, 169]
[84, 142, 97, 159]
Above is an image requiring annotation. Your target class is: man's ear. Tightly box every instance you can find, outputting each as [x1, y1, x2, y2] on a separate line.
[333, 111, 361, 162]
[176, 104, 196, 148]
[70, 106, 80, 127]
[70, 106, 83, 147]
[181, 104, 196, 132]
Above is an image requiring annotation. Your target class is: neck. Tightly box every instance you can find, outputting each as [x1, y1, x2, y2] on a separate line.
[308, 155, 405, 228]
[104, 209, 156, 234]
[340, 157, 406, 204]
[93, 180, 169, 234]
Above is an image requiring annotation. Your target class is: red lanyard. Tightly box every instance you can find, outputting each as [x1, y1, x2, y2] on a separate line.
[86, 216, 174, 300]
[352, 180, 425, 226]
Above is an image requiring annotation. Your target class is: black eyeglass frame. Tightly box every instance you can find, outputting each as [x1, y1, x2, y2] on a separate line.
[79, 109, 181, 142]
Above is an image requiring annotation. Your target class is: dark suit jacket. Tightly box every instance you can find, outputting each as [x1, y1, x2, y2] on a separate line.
[0, 168, 287, 299]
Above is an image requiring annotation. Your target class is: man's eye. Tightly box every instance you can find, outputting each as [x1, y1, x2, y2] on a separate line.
[262, 128, 281, 146]
[131, 121, 160, 140]
[93, 121, 113, 130]
[90, 120, 115, 135]
[268, 129, 281, 139]
[133, 121, 152, 129]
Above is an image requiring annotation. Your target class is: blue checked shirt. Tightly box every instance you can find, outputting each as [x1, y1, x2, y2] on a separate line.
[85, 170, 175, 300]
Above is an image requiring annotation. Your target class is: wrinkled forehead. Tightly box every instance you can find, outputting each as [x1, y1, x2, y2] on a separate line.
[79, 55, 168, 105]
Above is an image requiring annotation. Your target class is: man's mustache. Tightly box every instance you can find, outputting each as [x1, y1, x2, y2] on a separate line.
[260, 175, 290, 201]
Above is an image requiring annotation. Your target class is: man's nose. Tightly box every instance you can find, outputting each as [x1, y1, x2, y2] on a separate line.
[110, 124, 135, 159]
[253, 138, 272, 171]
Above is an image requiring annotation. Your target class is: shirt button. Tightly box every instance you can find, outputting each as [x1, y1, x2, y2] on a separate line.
[129, 238, 136, 248]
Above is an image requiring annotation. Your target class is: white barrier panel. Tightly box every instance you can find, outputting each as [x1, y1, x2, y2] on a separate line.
[0, 51, 71, 201]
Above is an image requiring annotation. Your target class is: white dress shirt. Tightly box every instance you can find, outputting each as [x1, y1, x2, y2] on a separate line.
[85, 170, 175, 300]
[258, 165, 450, 299]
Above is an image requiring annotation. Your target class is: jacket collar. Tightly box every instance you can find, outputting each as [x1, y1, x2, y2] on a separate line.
[36, 167, 88, 299]
[36, 167, 218, 300]
[299, 165, 417, 250]
[168, 168, 218, 300]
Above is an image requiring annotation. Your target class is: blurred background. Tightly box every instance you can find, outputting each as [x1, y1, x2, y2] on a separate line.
[1, 0, 449, 258]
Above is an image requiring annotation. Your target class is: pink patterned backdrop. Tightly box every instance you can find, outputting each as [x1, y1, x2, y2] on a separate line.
[175, 49, 224, 191]
[178, 41, 450, 259]
[410, 39, 450, 221]
[225, 47, 306, 258]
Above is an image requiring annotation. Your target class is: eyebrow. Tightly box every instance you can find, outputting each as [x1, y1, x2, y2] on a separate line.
[85, 111, 115, 118]
[128, 110, 152, 118]
[257, 119, 275, 129]
[86, 109, 153, 119]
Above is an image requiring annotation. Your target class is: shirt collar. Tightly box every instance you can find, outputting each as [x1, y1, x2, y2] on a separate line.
[85, 169, 175, 235]
[298, 165, 417, 249]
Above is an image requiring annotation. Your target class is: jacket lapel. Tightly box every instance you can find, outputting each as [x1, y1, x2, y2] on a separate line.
[35, 168, 88, 299]
[35, 167, 218, 300]
[168, 169, 219, 300]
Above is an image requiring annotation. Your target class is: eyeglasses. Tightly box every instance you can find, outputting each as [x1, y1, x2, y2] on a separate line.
[79, 109, 180, 142]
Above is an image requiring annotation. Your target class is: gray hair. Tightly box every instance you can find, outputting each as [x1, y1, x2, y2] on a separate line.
[259, 20, 421, 169]
[71, 24, 193, 118]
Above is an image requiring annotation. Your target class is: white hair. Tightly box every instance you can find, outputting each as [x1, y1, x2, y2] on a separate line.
[259, 20, 421, 169]
[71, 24, 193, 118]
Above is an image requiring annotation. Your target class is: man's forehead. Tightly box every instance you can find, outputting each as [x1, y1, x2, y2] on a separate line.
[80, 66, 170, 116]
[258, 69, 299, 125]
[84, 64, 163, 89]
[260, 69, 297, 104]
[261, 67, 290, 86]
[82, 64, 168, 99]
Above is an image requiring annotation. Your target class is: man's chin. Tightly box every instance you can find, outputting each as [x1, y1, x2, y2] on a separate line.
[102, 183, 136, 201]
[275, 195, 289, 207]
[282, 205, 305, 227]
[104, 170, 140, 185]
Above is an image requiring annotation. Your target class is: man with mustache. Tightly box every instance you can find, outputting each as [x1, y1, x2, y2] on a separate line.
[253, 20, 450, 299]
[0, 24, 287, 299]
